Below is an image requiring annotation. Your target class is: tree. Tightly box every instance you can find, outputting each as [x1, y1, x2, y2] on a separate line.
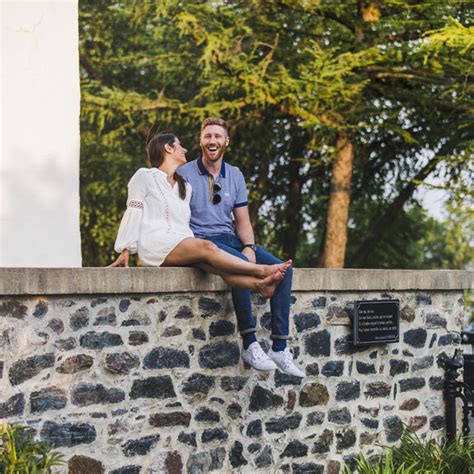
[79, 0, 473, 269]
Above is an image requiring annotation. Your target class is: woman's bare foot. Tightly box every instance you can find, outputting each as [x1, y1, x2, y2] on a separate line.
[256, 269, 285, 299]
[264, 260, 293, 276]
[259, 259, 292, 278]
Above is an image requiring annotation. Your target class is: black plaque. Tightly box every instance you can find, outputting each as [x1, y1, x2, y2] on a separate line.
[353, 299, 399, 345]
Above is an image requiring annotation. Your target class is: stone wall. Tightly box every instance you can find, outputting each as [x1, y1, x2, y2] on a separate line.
[0, 268, 471, 474]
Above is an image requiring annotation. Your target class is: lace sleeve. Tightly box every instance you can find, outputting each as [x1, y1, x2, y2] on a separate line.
[127, 199, 144, 209]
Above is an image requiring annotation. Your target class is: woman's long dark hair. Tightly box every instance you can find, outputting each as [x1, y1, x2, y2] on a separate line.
[146, 133, 187, 200]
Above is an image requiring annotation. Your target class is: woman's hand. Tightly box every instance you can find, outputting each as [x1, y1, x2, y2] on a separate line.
[108, 249, 130, 267]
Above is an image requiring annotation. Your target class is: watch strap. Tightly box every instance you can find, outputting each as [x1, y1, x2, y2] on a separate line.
[242, 244, 256, 252]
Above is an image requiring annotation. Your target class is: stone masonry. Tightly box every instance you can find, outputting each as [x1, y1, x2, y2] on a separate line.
[0, 268, 470, 473]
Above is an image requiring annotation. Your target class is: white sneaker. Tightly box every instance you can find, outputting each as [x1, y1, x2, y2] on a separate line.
[268, 347, 305, 377]
[242, 342, 278, 371]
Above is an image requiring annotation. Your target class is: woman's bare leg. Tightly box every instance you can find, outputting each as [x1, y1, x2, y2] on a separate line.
[197, 263, 284, 299]
[163, 238, 291, 278]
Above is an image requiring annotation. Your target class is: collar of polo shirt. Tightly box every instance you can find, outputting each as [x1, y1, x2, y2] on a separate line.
[196, 156, 226, 178]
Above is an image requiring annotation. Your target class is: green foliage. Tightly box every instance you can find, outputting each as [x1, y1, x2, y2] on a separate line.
[0, 423, 65, 473]
[346, 450, 418, 474]
[422, 198, 474, 270]
[299, 199, 473, 270]
[79, 0, 473, 267]
[423, 17, 474, 54]
[345, 429, 474, 474]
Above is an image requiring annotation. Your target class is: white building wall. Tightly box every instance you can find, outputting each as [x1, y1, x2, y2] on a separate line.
[0, 0, 81, 267]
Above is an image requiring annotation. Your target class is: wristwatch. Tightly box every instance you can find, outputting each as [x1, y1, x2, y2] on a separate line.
[242, 243, 257, 252]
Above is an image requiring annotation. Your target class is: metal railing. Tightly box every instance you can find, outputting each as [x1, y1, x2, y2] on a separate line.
[444, 349, 474, 441]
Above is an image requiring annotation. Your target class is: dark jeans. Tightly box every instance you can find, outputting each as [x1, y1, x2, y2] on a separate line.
[205, 233, 292, 340]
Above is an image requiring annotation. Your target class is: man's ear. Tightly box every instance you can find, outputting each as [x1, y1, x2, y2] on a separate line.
[225, 136, 230, 147]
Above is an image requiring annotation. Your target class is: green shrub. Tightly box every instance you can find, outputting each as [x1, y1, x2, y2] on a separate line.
[0, 423, 65, 473]
[344, 428, 474, 474]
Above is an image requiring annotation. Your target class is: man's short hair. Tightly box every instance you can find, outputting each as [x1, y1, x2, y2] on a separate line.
[201, 117, 228, 134]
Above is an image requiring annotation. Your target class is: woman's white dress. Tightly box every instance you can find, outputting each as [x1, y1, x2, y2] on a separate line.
[114, 167, 194, 266]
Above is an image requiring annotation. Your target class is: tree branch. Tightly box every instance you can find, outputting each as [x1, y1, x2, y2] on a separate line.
[80, 53, 102, 82]
[363, 66, 461, 85]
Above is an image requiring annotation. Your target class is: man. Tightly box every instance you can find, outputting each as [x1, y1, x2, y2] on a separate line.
[179, 117, 304, 377]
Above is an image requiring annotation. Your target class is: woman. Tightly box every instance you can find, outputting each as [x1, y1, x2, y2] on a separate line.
[109, 133, 291, 298]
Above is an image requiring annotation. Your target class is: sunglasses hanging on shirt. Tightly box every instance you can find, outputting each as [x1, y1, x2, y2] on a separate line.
[212, 182, 222, 205]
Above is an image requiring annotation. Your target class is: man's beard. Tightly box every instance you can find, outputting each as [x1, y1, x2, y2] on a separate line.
[201, 145, 226, 162]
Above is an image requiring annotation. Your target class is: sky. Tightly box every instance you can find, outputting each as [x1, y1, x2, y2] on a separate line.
[418, 186, 448, 221]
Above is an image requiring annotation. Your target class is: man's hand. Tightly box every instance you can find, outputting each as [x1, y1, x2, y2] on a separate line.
[108, 249, 130, 267]
[241, 246, 256, 264]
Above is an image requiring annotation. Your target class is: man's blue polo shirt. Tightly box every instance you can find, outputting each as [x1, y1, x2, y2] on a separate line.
[178, 157, 248, 238]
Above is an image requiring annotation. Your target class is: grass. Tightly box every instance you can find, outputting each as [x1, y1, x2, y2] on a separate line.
[0, 423, 65, 473]
[344, 428, 474, 474]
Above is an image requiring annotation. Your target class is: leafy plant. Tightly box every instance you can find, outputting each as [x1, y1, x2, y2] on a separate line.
[344, 428, 474, 473]
[345, 450, 418, 474]
[0, 423, 65, 474]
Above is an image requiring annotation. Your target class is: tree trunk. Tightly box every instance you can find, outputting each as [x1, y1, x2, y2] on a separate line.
[315, 223, 327, 267]
[320, 132, 354, 268]
[282, 158, 303, 260]
[248, 152, 271, 229]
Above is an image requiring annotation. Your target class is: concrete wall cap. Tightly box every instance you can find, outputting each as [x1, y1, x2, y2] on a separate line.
[0, 268, 472, 295]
